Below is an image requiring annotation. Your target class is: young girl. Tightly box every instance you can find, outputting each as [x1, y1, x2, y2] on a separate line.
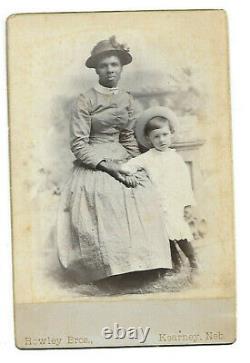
[119, 106, 198, 272]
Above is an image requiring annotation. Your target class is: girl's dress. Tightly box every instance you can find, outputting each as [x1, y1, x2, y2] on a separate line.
[56, 84, 172, 283]
[124, 147, 196, 241]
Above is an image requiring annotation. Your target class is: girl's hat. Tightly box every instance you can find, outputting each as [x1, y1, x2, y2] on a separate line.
[135, 106, 179, 149]
[85, 35, 132, 68]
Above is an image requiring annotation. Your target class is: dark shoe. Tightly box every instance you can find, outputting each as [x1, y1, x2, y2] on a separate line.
[177, 240, 198, 269]
[189, 258, 198, 269]
[172, 264, 181, 273]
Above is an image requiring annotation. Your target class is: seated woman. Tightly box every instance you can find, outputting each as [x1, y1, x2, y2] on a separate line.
[56, 36, 172, 286]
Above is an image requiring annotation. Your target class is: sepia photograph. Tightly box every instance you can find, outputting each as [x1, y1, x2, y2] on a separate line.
[7, 9, 235, 348]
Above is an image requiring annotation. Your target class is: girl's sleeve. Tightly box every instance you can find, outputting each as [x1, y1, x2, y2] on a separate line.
[119, 93, 140, 157]
[121, 152, 148, 174]
[70, 93, 104, 169]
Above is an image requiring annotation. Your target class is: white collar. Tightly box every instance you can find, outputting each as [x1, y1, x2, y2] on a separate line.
[94, 83, 119, 95]
[151, 147, 175, 154]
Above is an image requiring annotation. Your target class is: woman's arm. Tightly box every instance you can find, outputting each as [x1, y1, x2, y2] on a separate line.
[71, 92, 138, 187]
[119, 93, 140, 157]
[70, 93, 105, 169]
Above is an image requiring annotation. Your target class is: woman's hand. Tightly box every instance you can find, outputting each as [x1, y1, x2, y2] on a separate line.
[117, 163, 149, 188]
[112, 169, 139, 188]
[123, 174, 138, 188]
[97, 160, 138, 188]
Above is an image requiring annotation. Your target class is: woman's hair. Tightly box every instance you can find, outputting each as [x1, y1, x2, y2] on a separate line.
[144, 116, 175, 136]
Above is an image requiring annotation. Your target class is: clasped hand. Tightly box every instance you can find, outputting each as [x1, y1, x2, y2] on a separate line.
[98, 160, 140, 188]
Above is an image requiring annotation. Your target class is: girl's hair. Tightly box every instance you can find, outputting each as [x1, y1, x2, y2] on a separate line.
[144, 116, 175, 137]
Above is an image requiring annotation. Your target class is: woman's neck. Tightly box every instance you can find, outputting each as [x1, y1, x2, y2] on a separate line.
[95, 83, 119, 95]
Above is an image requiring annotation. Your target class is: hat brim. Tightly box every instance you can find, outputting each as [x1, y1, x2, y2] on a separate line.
[85, 50, 132, 68]
[135, 106, 179, 149]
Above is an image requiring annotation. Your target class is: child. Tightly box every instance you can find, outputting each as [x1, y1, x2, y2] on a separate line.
[119, 106, 198, 272]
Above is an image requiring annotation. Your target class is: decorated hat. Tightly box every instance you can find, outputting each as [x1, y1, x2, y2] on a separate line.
[85, 35, 132, 68]
[135, 106, 179, 149]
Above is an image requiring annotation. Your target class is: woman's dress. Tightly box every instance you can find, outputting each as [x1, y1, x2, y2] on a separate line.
[56, 84, 172, 283]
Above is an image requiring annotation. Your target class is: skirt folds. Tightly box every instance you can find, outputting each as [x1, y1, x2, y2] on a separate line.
[57, 165, 172, 283]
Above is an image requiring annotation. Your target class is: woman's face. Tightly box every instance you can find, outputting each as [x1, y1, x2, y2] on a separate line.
[95, 55, 123, 88]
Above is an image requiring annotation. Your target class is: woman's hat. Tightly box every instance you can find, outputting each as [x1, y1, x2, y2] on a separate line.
[85, 35, 132, 68]
[135, 106, 179, 149]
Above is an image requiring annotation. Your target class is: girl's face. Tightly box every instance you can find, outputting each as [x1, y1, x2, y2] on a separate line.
[95, 55, 123, 88]
[148, 125, 173, 151]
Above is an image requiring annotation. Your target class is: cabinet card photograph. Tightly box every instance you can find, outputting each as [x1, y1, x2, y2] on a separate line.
[7, 10, 236, 348]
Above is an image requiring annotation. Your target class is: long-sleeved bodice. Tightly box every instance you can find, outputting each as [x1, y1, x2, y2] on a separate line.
[70, 85, 140, 168]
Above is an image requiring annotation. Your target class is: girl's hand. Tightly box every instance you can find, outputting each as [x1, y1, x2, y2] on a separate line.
[97, 160, 138, 187]
[123, 175, 138, 188]
[111, 170, 138, 188]
[118, 164, 135, 175]
[134, 170, 149, 187]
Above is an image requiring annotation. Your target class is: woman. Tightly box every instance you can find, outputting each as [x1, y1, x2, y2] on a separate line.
[56, 36, 172, 285]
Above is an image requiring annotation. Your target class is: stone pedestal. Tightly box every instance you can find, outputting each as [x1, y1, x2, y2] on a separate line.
[172, 139, 205, 192]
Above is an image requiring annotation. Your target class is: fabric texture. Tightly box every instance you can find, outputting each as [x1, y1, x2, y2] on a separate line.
[124, 148, 196, 241]
[56, 86, 172, 283]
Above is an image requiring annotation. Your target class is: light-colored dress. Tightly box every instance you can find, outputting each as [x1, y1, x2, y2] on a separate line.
[56, 84, 172, 283]
[123, 148, 196, 241]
